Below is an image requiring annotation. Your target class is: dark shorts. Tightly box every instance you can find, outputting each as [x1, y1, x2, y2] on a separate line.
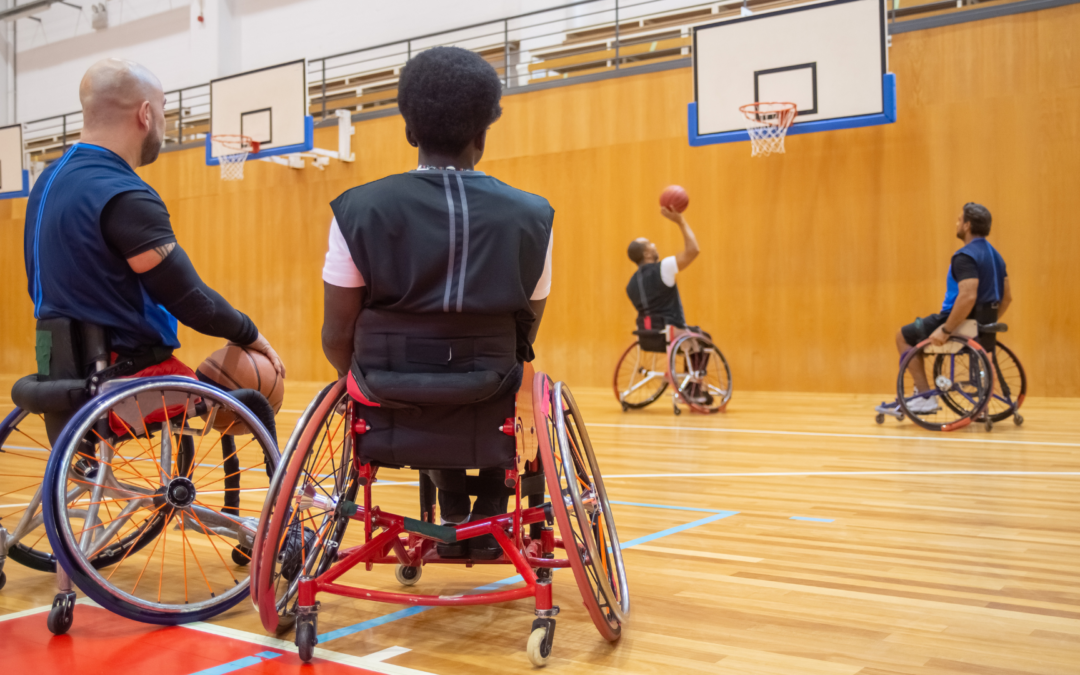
[900, 312, 948, 346]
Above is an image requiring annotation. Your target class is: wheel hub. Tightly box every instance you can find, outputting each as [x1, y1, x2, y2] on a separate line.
[164, 476, 197, 508]
[934, 375, 953, 390]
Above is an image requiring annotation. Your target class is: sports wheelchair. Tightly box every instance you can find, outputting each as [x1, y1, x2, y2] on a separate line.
[0, 319, 279, 633]
[875, 319, 1026, 431]
[613, 316, 732, 414]
[249, 363, 629, 667]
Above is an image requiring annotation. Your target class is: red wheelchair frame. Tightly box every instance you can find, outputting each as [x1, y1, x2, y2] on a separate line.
[251, 366, 629, 666]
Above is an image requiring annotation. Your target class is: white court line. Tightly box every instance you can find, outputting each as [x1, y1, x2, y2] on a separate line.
[590, 422, 1080, 448]
[185, 621, 437, 674]
[605, 470, 1080, 479]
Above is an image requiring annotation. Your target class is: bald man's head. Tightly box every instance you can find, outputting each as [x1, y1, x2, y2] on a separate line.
[80, 59, 166, 166]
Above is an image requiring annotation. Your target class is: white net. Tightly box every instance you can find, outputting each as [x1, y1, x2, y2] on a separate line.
[740, 103, 797, 158]
[219, 151, 249, 181]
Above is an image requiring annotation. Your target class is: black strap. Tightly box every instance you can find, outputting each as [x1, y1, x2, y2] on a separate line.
[635, 270, 650, 312]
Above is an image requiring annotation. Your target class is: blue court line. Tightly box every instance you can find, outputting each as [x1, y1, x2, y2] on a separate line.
[187, 651, 281, 675]
[790, 516, 834, 523]
[318, 505, 739, 642]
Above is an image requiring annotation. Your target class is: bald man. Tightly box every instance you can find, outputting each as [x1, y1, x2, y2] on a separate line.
[24, 59, 283, 403]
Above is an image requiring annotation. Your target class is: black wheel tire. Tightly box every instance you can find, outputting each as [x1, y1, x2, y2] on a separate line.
[875, 413, 885, 424]
[1013, 413, 1024, 426]
[232, 545, 252, 566]
[297, 620, 317, 662]
[47, 603, 73, 635]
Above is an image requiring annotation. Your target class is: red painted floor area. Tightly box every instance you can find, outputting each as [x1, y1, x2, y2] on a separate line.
[1, 605, 376, 674]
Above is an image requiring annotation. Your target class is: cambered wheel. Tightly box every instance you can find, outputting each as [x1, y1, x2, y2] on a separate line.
[395, 564, 421, 586]
[900, 339, 993, 432]
[41, 377, 279, 625]
[987, 342, 1027, 423]
[613, 342, 668, 409]
[535, 374, 629, 642]
[668, 334, 732, 414]
[252, 379, 358, 633]
[1, 407, 61, 574]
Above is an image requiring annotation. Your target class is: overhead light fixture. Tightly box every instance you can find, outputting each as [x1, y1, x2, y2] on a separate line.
[0, 0, 82, 23]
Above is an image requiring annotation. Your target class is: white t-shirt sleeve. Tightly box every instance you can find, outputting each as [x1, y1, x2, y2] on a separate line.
[660, 255, 678, 288]
[530, 231, 554, 301]
[322, 217, 366, 288]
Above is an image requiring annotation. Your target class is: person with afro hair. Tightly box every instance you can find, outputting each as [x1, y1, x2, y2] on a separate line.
[321, 46, 554, 561]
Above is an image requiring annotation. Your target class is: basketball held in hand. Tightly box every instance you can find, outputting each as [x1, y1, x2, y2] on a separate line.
[196, 344, 285, 434]
[659, 185, 689, 213]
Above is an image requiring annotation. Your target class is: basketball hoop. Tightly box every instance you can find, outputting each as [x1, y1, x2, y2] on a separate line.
[739, 102, 797, 157]
[211, 134, 259, 180]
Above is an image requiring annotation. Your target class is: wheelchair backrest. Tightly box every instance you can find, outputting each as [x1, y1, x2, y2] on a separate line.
[35, 318, 108, 381]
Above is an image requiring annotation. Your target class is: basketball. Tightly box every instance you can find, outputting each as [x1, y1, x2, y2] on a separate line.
[196, 344, 284, 434]
[659, 185, 689, 213]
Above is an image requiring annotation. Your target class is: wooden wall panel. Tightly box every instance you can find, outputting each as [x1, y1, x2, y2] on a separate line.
[2, 5, 1078, 395]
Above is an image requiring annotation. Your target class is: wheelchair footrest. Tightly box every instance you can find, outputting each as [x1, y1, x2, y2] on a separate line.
[403, 517, 457, 544]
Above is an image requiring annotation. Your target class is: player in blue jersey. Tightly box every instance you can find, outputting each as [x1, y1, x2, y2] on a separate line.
[880, 203, 1011, 414]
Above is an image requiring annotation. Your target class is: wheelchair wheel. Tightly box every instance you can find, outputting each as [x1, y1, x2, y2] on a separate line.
[899, 339, 994, 432]
[987, 341, 1026, 423]
[253, 378, 358, 633]
[41, 377, 279, 625]
[668, 333, 732, 413]
[535, 375, 629, 641]
[613, 342, 668, 409]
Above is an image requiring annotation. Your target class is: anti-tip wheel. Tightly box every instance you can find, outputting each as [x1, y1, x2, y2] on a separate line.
[395, 564, 422, 586]
[527, 626, 551, 667]
[875, 413, 885, 424]
[1013, 413, 1024, 426]
[985, 418, 994, 432]
[296, 620, 317, 663]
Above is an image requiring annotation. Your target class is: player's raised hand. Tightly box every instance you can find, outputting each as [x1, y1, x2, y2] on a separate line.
[660, 206, 685, 224]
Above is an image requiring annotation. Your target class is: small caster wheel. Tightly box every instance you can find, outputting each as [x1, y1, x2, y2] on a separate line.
[527, 626, 552, 667]
[1013, 413, 1023, 426]
[673, 406, 682, 416]
[47, 593, 75, 635]
[395, 564, 421, 586]
[875, 413, 885, 424]
[897, 412, 905, 422]
[296, 619, 317, 663]
[984, 418, 993, 432]
[232, 545, 252, 566]
[620, 403, 629, 412]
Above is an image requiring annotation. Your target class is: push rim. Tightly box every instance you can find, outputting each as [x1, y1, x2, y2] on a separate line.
[898, 339, 993, 432]
[669, 334, 732, 413]
[43, 377, 278, 623]
[254, 378, 356, 632]
[613, 342, 668, 408]
[536, 375, 629, 640]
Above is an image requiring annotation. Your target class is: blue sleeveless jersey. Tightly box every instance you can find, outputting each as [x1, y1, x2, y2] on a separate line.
[24, 144, 179, 353]
[941, 237, 1007, 313]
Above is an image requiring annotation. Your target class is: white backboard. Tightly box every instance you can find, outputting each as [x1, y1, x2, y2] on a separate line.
[693, 0, 887, 137]
[208, 60, 309, 161]
[0, 124, 26, 196]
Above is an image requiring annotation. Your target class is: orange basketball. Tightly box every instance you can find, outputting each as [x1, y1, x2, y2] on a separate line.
[659, 185, 689, 213]
[196, 344, 284, 434]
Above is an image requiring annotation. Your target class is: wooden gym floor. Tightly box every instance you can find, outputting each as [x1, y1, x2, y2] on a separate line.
[2, 380, 1079, 674]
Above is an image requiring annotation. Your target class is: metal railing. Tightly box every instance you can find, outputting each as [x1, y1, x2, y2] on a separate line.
[22, 0, 1001, 167]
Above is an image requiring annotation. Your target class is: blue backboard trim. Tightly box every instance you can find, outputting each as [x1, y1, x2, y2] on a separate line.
[688, 73, 896, 147]
[0, 169, 30, 199]
[206, 115, 315, 165]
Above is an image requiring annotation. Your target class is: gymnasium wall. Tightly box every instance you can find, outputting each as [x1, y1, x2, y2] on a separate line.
[2, 4, 1078, 396]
